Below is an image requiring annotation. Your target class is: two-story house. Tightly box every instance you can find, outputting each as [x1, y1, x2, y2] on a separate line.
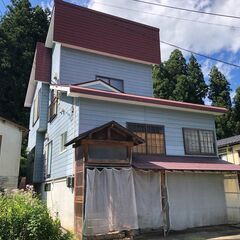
[24, 1, 240, 239]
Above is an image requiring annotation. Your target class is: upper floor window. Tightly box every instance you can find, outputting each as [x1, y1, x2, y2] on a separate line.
[60, 131, 67, 153]
[183, 128, 216, 155]
[127, 122, 165, 155]
[96, 75, 124, 92]
[49, 90, 58, 122]
[32, 91, 40, 126]
[45, 141, 53, 178]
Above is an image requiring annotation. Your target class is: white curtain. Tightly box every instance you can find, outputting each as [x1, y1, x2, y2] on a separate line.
[84, 168, 138, 235]
[133, 170, 162, 229]
[167, 172, 227, 230]
[84, 168, 163, 235]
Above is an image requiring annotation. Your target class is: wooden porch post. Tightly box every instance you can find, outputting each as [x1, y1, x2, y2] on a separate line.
[161, 171, 170, 237]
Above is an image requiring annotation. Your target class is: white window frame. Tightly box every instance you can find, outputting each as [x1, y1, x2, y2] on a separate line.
[60, 131, 67, 153]
[46, 141, 53, 178]
[32, 90, 40, 126]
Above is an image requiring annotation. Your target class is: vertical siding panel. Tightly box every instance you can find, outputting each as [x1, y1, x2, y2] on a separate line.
[79, 98, 216, 156]
[45, 93, 79, 179]
[60, 47, 153, 97]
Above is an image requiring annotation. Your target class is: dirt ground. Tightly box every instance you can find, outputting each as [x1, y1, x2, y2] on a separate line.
[135, 225, 240, 240]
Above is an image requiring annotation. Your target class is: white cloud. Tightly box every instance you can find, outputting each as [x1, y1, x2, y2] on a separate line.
[40, 0, 54, 11]
[88, 0, 240, 60]
[201, 59, 235, 82]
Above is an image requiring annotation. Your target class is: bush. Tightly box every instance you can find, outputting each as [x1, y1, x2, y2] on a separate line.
[0, 189, 74, 240]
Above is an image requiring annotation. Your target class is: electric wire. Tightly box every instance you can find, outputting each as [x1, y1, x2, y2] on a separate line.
[133, 0, 240, 20]
[92, 1, 240, 30]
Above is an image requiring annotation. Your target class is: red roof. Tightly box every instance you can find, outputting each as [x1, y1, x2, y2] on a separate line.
[132, 155, 240, 172]
[35, 42, 52, 83]
[53, 0, 160, 64]
[69, 85, 227, 114]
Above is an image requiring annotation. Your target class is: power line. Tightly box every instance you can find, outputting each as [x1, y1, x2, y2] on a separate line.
[133, 0, 240, 20]
[160, 40, 240, 68]
[93, 1, 240, 30]
[88, 3, 240, 68]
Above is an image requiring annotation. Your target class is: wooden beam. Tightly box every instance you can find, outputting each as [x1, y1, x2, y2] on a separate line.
[81, 139, 134, 146]
[161, 171, 170, 237]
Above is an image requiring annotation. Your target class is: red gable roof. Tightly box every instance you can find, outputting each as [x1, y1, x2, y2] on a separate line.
[35, 42, 52, 83]
[53, 0, 160, 64]
[132, 155, 240, 172]
[68, 85, 227, 114]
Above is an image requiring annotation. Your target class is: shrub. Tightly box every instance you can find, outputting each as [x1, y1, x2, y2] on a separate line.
[0, 189, 74, 240]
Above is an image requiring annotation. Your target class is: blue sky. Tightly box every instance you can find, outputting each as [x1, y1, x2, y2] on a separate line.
[1, 0, 240, 100]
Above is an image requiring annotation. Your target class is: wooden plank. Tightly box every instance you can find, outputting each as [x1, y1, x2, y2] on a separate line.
[81, 139, 134, 146]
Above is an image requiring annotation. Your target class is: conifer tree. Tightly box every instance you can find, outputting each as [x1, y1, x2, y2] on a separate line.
[208, 66, 233, 139]
[232, 87, 240, 135]
[186, 55, 208, 104]
[0, 0, 49, 126]
[153, 49, 188, 100]
[208, 66, 232, 108]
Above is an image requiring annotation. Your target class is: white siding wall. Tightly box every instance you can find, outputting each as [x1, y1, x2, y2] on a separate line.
[51, 43, 61, 84]
[28, 82, 42, 151]
[60, 47, 153, 97]
[79, 98, 216, 156]
[0, 120, 22, 189]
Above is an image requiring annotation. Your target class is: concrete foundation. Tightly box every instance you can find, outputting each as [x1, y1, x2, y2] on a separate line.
[40, 177, 74, 232]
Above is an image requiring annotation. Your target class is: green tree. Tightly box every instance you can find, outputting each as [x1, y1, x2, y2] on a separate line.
[153, 50, 207, 103]
[153, 49, 188, 100]
[232, 87, 240, 135]
[208, 66, 233, 139]
[208, 66, 232, 108]
[0, 0, 50, 127]
[186, 54, 208, 104]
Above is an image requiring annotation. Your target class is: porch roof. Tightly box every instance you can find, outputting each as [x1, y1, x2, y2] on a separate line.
[132, 155, 240, 172]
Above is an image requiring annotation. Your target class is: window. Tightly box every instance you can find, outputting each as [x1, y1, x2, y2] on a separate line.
[60, 132, 67, 152]
[127, 123, 165, 155]
[219, 148, 228, 161]
[45, 141, 53, 178]
[183, 128, 216, 155]
[96, 75, 124, 92]
[49, 90, 58, 122]
[32, 91, 40, 126]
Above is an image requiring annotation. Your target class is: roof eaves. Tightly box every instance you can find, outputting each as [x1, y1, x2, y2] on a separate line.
[68, 86, 227, 115]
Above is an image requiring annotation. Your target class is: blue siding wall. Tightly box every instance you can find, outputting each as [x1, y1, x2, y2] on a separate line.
[45, 93, 79, 179]
[60, 47, 153, 97]
[33, 132, 45, 183]
[78, 98, 216, 156]
[39, 83, 49, 131]
[28, 82, 49, 151]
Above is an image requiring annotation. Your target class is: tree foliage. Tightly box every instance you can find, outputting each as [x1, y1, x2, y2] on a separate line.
[208, 66, 233, 139]
[153, 50, 208, 104]
[232, 87, 240, 135]
[0, 0, 50, 127]
[208, 66, 232, 109]
[153, 49, 240, 139]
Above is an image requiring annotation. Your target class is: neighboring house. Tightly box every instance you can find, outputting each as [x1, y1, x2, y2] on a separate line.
[218, 135, 240, 165]
[0, 116, 27, 190]
[24, 0, 240, 239]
